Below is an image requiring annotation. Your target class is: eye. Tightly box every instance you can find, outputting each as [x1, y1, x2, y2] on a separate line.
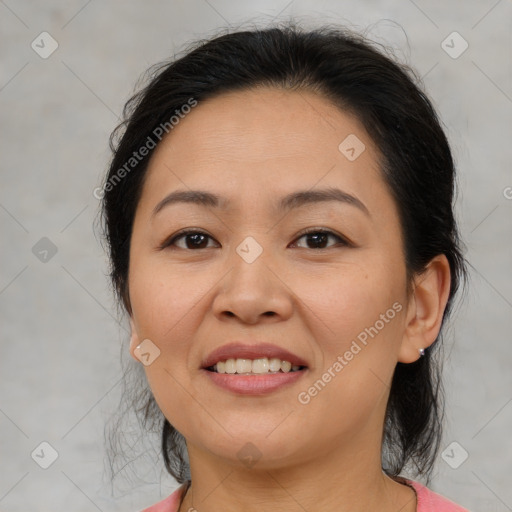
[161, 230, 218, 250]
[159, 228, 350, 251]
[290, 229, 349, 250]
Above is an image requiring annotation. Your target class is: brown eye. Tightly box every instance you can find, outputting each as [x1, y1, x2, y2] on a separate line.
[162, 230, 218, 250]
[291, 229, 348, 250]
[160, 228, 349, 251]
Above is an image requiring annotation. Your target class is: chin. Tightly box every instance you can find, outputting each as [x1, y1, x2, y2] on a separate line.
[197, 430, 308, 470]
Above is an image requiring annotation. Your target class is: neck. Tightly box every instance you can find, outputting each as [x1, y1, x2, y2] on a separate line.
[178, 436, 416, 512]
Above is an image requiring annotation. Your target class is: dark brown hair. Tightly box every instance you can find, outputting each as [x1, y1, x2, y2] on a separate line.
[99, 21, 467, 487]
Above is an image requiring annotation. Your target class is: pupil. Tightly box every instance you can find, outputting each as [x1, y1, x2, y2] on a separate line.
[308, 232, 327, 249]
[188, 233, 207, 249]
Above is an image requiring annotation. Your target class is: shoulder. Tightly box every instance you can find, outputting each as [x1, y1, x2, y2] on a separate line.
[403, 478, 471, 512]
[139, 482, 189, 512]
[140, 479, 472, 512]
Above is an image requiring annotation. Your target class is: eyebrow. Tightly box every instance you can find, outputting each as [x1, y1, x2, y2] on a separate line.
[151, 187, 370, 218]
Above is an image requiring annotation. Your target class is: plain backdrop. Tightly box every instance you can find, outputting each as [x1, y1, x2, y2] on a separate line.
[1, 1, 511, 511]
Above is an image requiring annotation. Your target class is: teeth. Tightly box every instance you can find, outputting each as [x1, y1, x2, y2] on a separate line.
[269, 358, 281, 372]
[281, 360, 292, 373]
[225, 359, 236, 374]
[212, 357, 303, 374]
[235, 358, 252, 373]
[252, 358, 269, 373]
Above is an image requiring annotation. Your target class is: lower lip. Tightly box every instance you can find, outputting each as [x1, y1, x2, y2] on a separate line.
[202, 369, 307, 395]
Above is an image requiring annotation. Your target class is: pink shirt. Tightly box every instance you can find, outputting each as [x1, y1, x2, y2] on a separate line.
[140, 479, 470, 511]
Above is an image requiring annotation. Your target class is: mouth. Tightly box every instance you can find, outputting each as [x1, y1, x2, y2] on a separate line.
[201, 343, 309, 394]
[205, 357, 306, 375]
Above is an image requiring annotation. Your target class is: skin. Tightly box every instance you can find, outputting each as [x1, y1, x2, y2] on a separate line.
[127, 87, 451, 512]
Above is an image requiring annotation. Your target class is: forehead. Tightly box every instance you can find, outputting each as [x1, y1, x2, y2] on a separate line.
[139, 87, 387, 215]
[150, 86, 377, 161]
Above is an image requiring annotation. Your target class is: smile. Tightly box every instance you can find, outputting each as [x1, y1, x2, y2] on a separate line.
[203, 359, 308, 395]
[207, 357, 305, 375]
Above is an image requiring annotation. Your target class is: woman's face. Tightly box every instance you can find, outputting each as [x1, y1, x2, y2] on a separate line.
[127, 87, 415, 468]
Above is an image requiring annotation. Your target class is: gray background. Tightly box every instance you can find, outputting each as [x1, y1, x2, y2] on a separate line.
[1, 1, 511, 511]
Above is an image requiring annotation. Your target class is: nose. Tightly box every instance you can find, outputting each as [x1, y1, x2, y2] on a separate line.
[211, 246, 294, 325]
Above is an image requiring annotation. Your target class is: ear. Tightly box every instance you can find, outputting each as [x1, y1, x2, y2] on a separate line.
[398, 254, 451, 363]
[129, 316, 142, 362]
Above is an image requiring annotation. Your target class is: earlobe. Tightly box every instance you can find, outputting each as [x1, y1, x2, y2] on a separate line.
[129, 316, 142, 362]
[398, 254, 451, 363]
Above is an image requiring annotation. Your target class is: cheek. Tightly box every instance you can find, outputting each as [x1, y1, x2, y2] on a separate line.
[293, 261, 406, 429]
[296, 261, 405, 387]
[297, 258, 404, 343]
[128, 262, 205, 431]
[129, 259, 203, 341]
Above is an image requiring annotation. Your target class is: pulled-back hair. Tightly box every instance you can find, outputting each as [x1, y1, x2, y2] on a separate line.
[100, 21, 467, 486]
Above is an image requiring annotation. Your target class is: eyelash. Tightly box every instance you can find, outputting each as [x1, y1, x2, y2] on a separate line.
[159, 228, 351, 251]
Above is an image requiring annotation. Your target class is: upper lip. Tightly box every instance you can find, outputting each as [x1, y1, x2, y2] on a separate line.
[201, 343, 308, 369]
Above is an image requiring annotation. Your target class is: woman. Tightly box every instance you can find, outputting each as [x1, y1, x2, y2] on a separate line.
[100, 22, 470, 512]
